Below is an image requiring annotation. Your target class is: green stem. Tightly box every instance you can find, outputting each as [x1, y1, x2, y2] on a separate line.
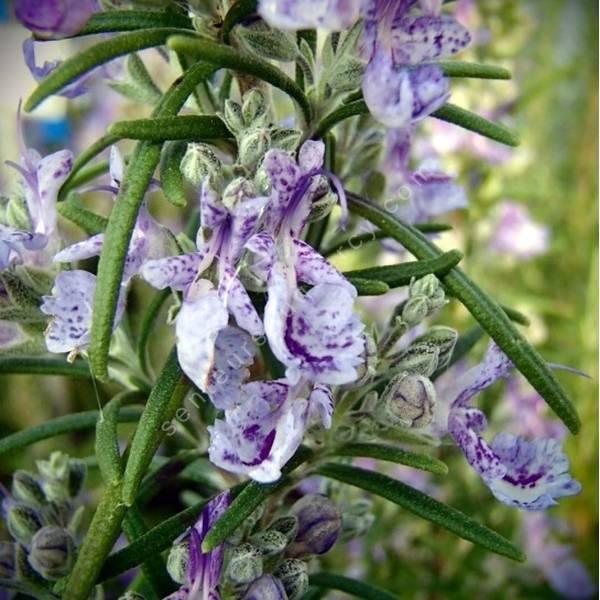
[78, 8, 192, 35]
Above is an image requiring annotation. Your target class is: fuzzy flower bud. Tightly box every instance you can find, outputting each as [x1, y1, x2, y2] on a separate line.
[239, 128, 271, 170]
[287, 494, 342, 557]
[250, 529, 288, 557]
[413, 326, 458, 370]
[377, 373, 436, 428]
[181, 143, 223, 189]
[390, 342, 440, 377]
[402, 295, 430, 325]
[28, 526, 75, 580]
[274, 559, 309, 599]
[222, 177, 259, 212]
[243, 574, 288, 600]
[242, 90, 268, 127]
[12, 471, 47, 508]
[268, 515, 299, 543]
[166, 538, 189, 585]
[227, 543, 263, 584]
[341, 499, 375, 540]
[223, 100, 245, 135]
[6, 503, 43, 545]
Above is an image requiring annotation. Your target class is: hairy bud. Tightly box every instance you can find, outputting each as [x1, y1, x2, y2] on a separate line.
[413, 326, 458, 370]
[390, 342, 440, 377]
[223, 99, 245, 135]
[377, 373, 436, 428]
[166, 538, 189, 585]
[181, 143, 222, 188]
[28, 526, 75, 581]
[6, 503, 43, 545]
[341, 499, 375, 540]
[242, 89, 268, 127]
[274, 559, 309, 599]
[12, 471, 47, 507]
[250, 529, 288, 557]
[268, 515, 299, 543]
[288, 494, 342, 557]
[239, 128, 271, 170]
[227, 543, 263, 584]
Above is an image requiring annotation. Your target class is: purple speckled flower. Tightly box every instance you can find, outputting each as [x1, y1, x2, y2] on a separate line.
[258, 0, 361, 31]
[143, 177, 267, 394]
[431, 343, 581, 510]
[489, 201, 550, 259]
[381, 126, 467, 224]
[15, 0, 98, 39]
[167, 491, 230, 600]
[524, 513, 596, 599]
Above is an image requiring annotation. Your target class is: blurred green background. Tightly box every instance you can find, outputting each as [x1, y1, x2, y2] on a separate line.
[0, 0, 597, 598]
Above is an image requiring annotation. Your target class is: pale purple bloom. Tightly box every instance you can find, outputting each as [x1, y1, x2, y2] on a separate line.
[142, 178, 266, 394]
[489, 201, 550, 259]
[243, 575, 287, 600]
[258, 0, 361, 31]
[167, 491, 230, 600]
[382, 127, 467, 223]
[524, 513, 596, 599]
[15, 0, 98, 39]
[431, 343, 581, 510]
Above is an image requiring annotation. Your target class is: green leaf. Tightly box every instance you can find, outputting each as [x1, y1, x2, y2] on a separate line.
[201, 446, 314, 552]
[0, 405, 143, 456]
[160, 141, 188, 207]
[137, 288, 172, 375]
[347, 277, 390, 296]
[347, 192, 580, 434]
[344, 250, 463, 288]
[96, 393, 128, 486]
[318, 463, 526, 562]
[432, 103, 519, 146]
[79, 7, 192, 35]
[89, 62, 215, 379]
[122, 350, 188, 505]
[57, 196, 108, 235]
[167, 35, 312, 124]
[108, 115, 231, 142]
[333, 442, 448, 475]
[99, 498, 209, 582]
[25, 29, 185, 112]
[308, 573, 397, 600]
[499, 304, 530, 327]
[438, 61, 512, 79]
[313, 99, 367, 138]
[0, 356, 91, 377]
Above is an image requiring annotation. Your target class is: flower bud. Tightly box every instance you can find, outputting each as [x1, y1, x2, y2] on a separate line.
[28, 526, 75, 581]
[181, 143, 223, 188]
[413, 326, 458, 370]
[167, 538, 189, 585]
[341, 499, 375, 540]
[242, 90, 268, 127]
[238, 128, 271, 170]
[243, 574, 287, 600]
[409, 274, 440, 298]
[5, 197, 31, 231]
[222, 177, 259, 212]
[66, 460, 86, 499]
[390, 342, 440, 377]
[12, 471, 47, 507]
[6, 503, 43, 545]
[273, 559, 309, 599]
[377, 373, 436, 428]
[269, 128, 301, 151]
[0, 542, 15, 579]
[227, 543, 263, 584]
[250, 530, 288, 557]
[287, 494, 342, 557]
[307, 191, 337, 223]
[224, 100, 245, 135]
[402, 296, 430, 326]
[268, 515, 299, 543]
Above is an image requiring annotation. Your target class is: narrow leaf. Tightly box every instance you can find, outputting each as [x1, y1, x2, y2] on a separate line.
[313, 99, 367, 138]
[160, 141, 188, 207]
[25, 29, 184, 112]
[122, 350, 188, 505]
[108, 115, 231, 142]
[0, 356, 91, 378]
[96, 393, 128, 485]
[222, 0, 259, 43]
[347, 277, 390, 296]
[57, 196, 108, 235]
[318, 463, 526, 562]
[137, 288, 171, 375]
[347, 192, 580, 433]
[438, 61, 512, 79]
[0, 405, 143, 456]
[79, 8, 192, 35]
[344, 250, 463, 288]
[499, 304, 530, 326]
[89, 62, 215, 379]
[308, 573, 397, 600]
[432, 103, 519, 146]
[333, 442, 448, 475]
[201, 446, 314, 552]
[167, 35, 312, 123]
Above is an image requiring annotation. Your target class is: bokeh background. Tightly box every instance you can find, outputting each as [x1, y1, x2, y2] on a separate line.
[0, 0, 597, 598]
